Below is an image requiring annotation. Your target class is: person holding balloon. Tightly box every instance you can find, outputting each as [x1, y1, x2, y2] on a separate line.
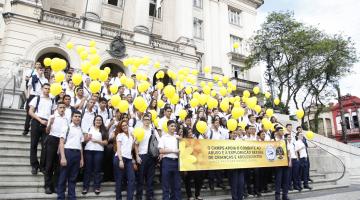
[113, 120, 135, 200]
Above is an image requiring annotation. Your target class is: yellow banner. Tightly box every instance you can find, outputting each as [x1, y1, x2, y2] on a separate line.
[179, 139, 288, 171]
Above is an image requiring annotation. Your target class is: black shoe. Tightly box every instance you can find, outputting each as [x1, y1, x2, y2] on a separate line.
[275, 196, 281, 200]
[94, 189, 101, 195]
[289, 186, 293, 191]
[304, 185, 312, 190]
[294, 186, 302, 191]
[31, 167, 38, 175]
[22, 131, 29, 136]
[282, 196, 291, 200]
[309, 178, 314, 183]
[216, 184, 226, 189]
[209, 183, 214, 191]
[82, 189, 88, 195]
[256, 192, 262, 197]
[40, 168, 45, 174]
[45, 187, 52, 194]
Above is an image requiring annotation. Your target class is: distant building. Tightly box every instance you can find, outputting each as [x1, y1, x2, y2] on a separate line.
[303, 105, 335, 138]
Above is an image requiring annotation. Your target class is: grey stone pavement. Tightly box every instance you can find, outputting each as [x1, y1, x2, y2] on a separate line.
[206, 184, 360, 200]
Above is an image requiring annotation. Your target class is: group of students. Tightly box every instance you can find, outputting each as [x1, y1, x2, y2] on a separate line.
[22, 62, 312, 200]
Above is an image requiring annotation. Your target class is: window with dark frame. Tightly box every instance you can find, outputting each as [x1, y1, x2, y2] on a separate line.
[193, 0, 203, 8]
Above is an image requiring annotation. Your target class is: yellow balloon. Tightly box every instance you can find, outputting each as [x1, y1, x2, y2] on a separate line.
[262, 118, 273, 130]
[104, 67, 111, 74]
[157, 99, 165, 108]
[99, 70, 108, 82]
[133, 127, 145, 142]
[191, 69, 199, 75]
[89, 81, 101, 93]
[227, 119, 238, 131]
[185, 86, 192, 95]
[54, 71, 65, 83]
[243, 90, 250, 98]
[51, 58, 62, 72]
[156, 82, 164, 90]
[89, 47, 97, 54]
[50, 83, 62, 96]
[190, 98, 199, 108]
[238, 121, 247, 129]
[90, 54, 100, 66]
[72, 73, 82, 86]
[264, 92, 271, 99]
[220, 99, 229, 112]
[266, 108, 274, 117]
[66, 42, 73, 50]
[296, 109, 305, 119]
[118, 100, 129, 113]
[214, 75, 220, 81]
[306, 131, 314, 140]
[218, 81, 223, 87]
[134, 96, 147, 112]
[81, 61, 91, 74]
[110, 85, 118, 94]
[247, 97, 257, 109]
[89, 40, 96, 47]
[207, 97, 218, 109]
[138, 81, 150, 93]
[170, 94, 179, 105]
[196, 121, 207, 134]
[274, 98, 280, 106]
[211, 90, 216, 97]
[154, 61, 161, 68]
[253, 86, 260, 95]
[89, 67, 100, 80]
[162, 119, 169, 133]
[163, 85, 176, 98]
[204, 66, 211, 74]
[43, 57, 52, 67]
[208, 82, 214, 88]
[76, 45, 85, 54]
[80, 51, 88, 60]
[222, 76, 229, 84]
[199, 94, 208, 106]
[220, 87, 227, 97]
[231, 107, 245, 119]
[120, 75, 127, 85]
[125, 78, 135, 89]
[203, 85, 211, 95]
[233, 42, 239, 49]
[179, 109, 187, 121]
[254, 105, 262, 114]
[154, 118, 160, 128]
[149, 110, 157, 122]
[156, 71, 165, 79]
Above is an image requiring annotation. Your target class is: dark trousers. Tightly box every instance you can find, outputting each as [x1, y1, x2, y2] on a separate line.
[113, 156, 135, 200]
[136, 154, 156, 200]
[289, 159, 300, 189]
[24, 94, 35, 132]
[300, 157, 309, 187]
[209, 170, 223, 187]
[183, 171, 203, 198]
[162, 158, 181, 200]
[275, 167, 289, 199]
[83, 150, 104, 190]
[103, 142, 114, 181]
[244, 168, 260, 194]
[44, 135, 60, 189]
[230, 169, 244, 200]
[57, 149, 81, 200]
[30, 119, 47, 170]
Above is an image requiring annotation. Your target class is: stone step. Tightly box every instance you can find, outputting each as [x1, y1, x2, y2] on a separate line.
[0, 172, 43, 182]
[0, 136, 30, 143]
[0, 115, 26, 121]
[0, 141, 32, 149]
[0, 124, 25, 131]
[0, 120, 25, 126]
[0, 109, 27, 116]
[0, 162, 33, 172]
[0, 147, 34, 156]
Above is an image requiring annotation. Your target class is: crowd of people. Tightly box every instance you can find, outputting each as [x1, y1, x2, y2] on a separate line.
[22, 61, 313, 200]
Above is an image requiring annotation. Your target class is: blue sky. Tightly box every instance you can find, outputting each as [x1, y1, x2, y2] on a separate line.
[256, 0, 360, 98]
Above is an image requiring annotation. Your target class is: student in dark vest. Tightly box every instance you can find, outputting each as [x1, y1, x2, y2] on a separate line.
[135, 113, 160, 200]
[57, 110, 84, 200]
[28, 83, 54, 175]
[229, 126, 245, 200]
[23, 64, 48, 135]
[158, 120, 182, 200]
[82, 115, 108, 195]
[44, 101, 67, 194]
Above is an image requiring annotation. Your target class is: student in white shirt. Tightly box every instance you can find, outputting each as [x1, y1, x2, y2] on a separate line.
[97, 97, 112, 122]
[158, 120, 181, 200]
[28, 83, 54, 175]
[287, 134, 301, 191]
[134, 113, 159, 200]
[72, 87, 86, 111]
[82, 115, 109, 195]
[23, 65, 48, 135]
[81, 99, 96, 134]
[57, 111, 84, 200]
[295, 132, 312, 190]
[44, 101, 67, 194]
[229, 127, 245, 200]
[113, 120, 135, 200]
[62, 95, 76, 123]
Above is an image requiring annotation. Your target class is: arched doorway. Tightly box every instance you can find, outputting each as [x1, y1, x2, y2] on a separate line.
[153, 69, 173, 86]
[36, 47, 70, 80]
[100, 59, 126, 78]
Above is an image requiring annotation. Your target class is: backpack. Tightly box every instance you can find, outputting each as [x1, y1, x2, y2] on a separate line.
[34, 96, 54, 115]
[147, 129, 159, 158]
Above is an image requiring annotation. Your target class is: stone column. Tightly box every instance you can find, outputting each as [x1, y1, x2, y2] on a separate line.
[174, 0, 193, 43]
[82, 0, 102, 33]
[132, 0, 150, 44]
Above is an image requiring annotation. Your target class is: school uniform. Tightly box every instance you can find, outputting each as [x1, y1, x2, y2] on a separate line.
[244, 134, 261, 196]
[83, 127, 105, 191]
[230, 137, 245, 200]
[274, 137, 289, 200]
[81, 107, 96, 134]
[158, 133, 181, 200]
[57, 123, 84, 200]
[288, 141, 300, 190]
[206, 128, 224, 189]
[135, 127, 159, 200]
[44, 112, 68, 191]
[113, 132, 135, 200]
[97, 107, 112, 122]
[295, 139, 310, 188]
[24, 73, 48, 133]
[29, 95, 54, 171]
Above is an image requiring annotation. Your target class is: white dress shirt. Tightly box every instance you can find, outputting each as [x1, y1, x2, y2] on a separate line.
[27, 73, 48, 96]
[81, 108, 96, 133]
[48, 112, 68, 138]
[294, 139, 308, 158]
[61, 123, 84, 150]
[29, 95, 54, 120]
[206, 128, 222, 140]
[116, 132, 134, 159]
[85, 126, 104, 151]
[137, 128, 160, 155]
[158, 133, 179, 159]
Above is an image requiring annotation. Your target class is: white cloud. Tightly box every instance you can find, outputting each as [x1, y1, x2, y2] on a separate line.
[257, 0, 360, 97]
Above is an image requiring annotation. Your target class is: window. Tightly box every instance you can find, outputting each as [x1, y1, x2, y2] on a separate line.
[107, 0, 124, 7]
[149, 0, 161, 18]
[232, 65, 245, 79]
[353, 115, 359, 128]
[230, 35, 243, 53]
[193, 18, 203, 39]
[193, 0, 203, 8]
[228, 7, 242, 26]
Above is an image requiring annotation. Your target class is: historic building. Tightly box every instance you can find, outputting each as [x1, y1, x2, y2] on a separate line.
[0, 0, 263, 91]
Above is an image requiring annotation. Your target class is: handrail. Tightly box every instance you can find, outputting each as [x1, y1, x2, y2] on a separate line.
[307, 139, 346, 183]
[0, 69, 23, 111]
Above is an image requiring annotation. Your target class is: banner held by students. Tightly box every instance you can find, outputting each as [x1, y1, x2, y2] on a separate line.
[179, 139, 288, 171]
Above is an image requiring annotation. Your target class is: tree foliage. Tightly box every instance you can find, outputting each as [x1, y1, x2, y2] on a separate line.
[245, 11, 358, 132]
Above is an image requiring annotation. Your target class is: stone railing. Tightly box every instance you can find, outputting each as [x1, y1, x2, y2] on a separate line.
[231, 77, 258, 91]
[41, 10, 80, 29]
[101, 25, 134, 41]
[150, 37, 180, 52]
[227, 51, 247, 62]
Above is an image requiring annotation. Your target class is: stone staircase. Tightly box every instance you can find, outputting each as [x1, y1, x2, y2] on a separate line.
[0, 108, 349, 200]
